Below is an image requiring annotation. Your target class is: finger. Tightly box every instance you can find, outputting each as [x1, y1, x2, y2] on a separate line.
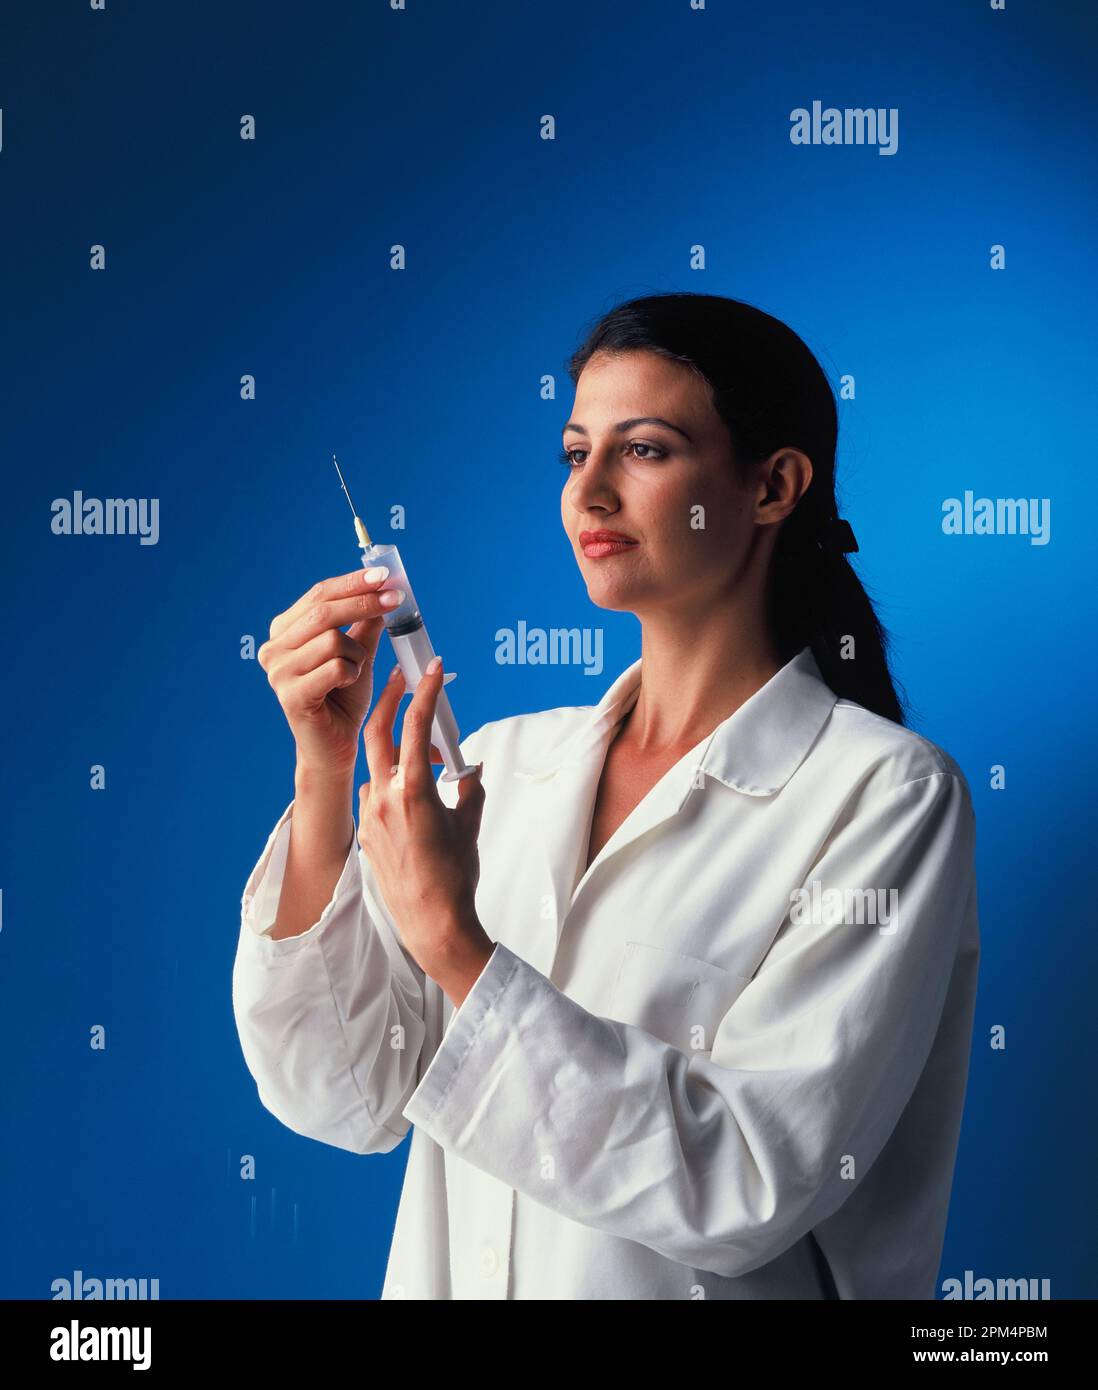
[287, 656, 364, 715]
[277, 587, 404, 652]
[267, 627, 368, 683]
[346, 615, 385, 670]
[393, 743, 445, 764]
[269, 565, 394, 642]
[455, 762, 486, 833]
[397, 656, 445, 794]
[362, 665, 406, 782]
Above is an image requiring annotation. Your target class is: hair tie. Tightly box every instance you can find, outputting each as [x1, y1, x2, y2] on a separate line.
[778, 514, 859, 562]
[818, 517, 859, 555]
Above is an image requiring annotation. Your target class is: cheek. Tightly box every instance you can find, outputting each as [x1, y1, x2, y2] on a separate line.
[647, 476, 726, 546]
[670, 483, 754, 570]
[692, 476, 752, 536]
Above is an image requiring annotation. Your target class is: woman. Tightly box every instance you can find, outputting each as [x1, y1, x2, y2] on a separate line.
[233, 293, 980, 1300]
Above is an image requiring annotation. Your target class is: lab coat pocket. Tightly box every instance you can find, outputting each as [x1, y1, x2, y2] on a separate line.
[608, 941, 752, 1056]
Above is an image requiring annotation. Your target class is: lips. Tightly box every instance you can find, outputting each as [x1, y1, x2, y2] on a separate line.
[580, 529, 639, 559]
[579, 530, 637, 545]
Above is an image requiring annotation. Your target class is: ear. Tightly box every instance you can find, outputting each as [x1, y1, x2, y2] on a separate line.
[756, 448, 814, 527]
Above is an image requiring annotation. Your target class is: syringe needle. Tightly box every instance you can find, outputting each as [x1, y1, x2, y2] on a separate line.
[332, 454, 372, 548]
[332, 454, 358, 517]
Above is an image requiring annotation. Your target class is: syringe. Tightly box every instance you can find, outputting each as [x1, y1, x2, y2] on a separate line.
[332, 455, 479, 782]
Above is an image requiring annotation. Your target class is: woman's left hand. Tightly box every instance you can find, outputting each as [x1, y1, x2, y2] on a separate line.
[358, 657, 494, 1008]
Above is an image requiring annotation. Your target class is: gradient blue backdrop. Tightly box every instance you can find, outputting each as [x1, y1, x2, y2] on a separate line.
[1, 0, 1094, 1299]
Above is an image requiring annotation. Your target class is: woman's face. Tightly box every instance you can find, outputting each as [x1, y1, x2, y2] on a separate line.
[560, 349, 760, 617]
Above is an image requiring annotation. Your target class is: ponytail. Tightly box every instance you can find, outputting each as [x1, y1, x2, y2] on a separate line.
[770, 545, 906, 725]
[768, 469, 907, 725]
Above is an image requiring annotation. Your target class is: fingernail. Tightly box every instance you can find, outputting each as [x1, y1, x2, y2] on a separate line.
[364, 565, 389, 583]
[425, 655, 442, 674]
[387, 665, 403, 682]
[379, 588, 405, 608]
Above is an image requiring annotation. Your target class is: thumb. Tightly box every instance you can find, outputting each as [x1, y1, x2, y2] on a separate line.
[347, 616, 385, 672]
[454, 762, 485, 831]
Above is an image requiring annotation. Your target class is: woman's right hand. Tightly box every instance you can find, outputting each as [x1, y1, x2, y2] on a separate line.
[258, 566, 404, 779]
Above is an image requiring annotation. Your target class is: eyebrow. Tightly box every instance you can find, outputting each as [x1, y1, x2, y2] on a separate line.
[562, 416, 694, 443]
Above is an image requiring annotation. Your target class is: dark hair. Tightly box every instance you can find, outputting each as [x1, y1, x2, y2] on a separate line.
[566, 291, 906, 725]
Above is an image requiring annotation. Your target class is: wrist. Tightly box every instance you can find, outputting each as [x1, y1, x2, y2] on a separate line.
[429, 920, 495, 1010]
[289, 763, 356, 865]
[294, 758, 356, 794]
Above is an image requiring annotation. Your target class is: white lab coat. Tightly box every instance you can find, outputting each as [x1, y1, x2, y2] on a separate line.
[232, 646, 980, 1300]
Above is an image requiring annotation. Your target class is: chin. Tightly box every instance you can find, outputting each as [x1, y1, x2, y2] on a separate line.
[582, 578, 642, 613]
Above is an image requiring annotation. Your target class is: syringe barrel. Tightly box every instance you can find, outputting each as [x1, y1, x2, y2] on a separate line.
[361, 542, 423, 637]
[359, 542, 477, 782]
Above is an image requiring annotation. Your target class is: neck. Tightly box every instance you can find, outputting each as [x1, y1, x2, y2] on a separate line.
[622, 584, 785, 755]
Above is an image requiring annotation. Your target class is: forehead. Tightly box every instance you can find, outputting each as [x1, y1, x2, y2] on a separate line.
[572, 350, 712, 427]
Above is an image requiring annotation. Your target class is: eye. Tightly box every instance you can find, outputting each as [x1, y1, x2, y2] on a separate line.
[627, 441, 665, 460]
[558, 441, 667, 468]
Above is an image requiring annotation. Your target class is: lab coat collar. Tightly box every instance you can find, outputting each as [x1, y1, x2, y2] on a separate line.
[512, 645, 838, 797]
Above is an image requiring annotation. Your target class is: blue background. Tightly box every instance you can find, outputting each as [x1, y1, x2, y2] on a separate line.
[1, 0, 1094, 1299]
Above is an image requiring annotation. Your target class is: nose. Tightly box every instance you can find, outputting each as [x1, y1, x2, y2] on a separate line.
[566, 444, 620, 516]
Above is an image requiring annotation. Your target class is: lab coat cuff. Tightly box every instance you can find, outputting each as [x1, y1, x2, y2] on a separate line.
[239, 798, 362, 960]
[402, 940, 523, 1131]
